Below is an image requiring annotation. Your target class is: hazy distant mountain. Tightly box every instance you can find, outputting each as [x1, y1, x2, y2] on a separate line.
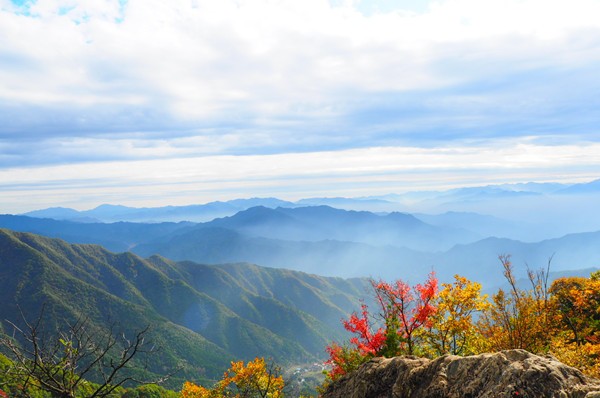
[295, 197, 399, 212]
[205, 206, 481, 251]
[132, 226, 432, 281]
[23, 198, 297, 223]
[495, 182, 566, 194]
[5, 207, 599, 288]
[434, 232, 600, 286]
[133, 224, 600, 288]
[19, 180, 600, 240]
[556, 178, 600, 194]
[364, 185, 556, 205]
[226, 197, 296, 209]
[0, 214, 193, 252]
[0, 229, 368, 387]
[399, 183, 600, 240]
[2, 205, 473, 258]
[24, 206, 86, 220]
[436, 186, 541, 204]
[414, 212, 519, 239]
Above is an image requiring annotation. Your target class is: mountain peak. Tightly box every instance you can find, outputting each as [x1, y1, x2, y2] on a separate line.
[557, 178, 600, 194]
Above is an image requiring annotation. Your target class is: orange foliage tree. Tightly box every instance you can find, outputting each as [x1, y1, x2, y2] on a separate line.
[548, 273, 600, 378]
[550, 275, 600, 345]
[476, 255, 558, 353]
[422, 274, 490, 356]
[181, 357, 284, 398]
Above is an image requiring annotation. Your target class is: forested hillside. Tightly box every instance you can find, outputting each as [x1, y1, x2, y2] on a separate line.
[0, 229, 368, 388]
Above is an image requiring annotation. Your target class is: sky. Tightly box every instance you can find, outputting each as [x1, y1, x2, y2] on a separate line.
[1, 0, 600, 212]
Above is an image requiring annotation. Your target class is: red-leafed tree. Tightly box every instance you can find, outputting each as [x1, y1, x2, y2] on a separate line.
[325, 303, 385, 380]
[324, 343, 365, 382]
[373, 272, 438, 356]
[343, 304, 386, 356]
[324, 273, 438, 381]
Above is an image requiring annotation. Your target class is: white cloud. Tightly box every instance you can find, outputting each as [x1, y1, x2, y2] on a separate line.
[2, 0, 600, 118]
[1, 0, 600, 210]
[1, 140, 599, 212]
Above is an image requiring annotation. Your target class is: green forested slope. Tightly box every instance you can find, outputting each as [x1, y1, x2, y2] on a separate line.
[0, 229, 368, 387]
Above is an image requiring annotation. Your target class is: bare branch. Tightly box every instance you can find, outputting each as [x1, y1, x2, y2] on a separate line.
[1, 305, 171, 398]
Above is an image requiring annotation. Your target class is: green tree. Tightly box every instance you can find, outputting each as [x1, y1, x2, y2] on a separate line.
[121, 384, 178, 398]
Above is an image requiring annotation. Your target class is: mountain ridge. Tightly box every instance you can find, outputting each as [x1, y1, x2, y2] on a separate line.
[20, 179, 597, 225]
[0, 229, 369, 387]
[3, 209, 600, 288]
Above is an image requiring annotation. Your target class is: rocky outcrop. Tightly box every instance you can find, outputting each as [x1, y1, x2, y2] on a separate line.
[320, 349, 600, 398]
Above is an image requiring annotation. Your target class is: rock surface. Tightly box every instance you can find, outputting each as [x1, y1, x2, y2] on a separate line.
[320, 349, 600, 398]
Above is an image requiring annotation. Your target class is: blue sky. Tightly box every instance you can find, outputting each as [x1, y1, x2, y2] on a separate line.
[1, 0, 600, 212]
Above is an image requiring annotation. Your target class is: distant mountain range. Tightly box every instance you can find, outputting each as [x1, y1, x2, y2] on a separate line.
[23, 180, 600, 223]
[204, 206, 479, 251]
[3, 204, 599, 288]
[20, 179, 600, 242]
[555, 178, 600, 194]
[0, 214, 193, 252]
[132, 226, 600, 288]
[4, 205, 483, 253]
[0, 229, 369, 387]
[23, 198, 297, 223]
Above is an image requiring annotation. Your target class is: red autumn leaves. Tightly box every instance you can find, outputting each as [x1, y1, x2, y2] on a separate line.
[343, 304, 386, 356]
[326, 265, 600, 382]
[326, 272, 438, 379]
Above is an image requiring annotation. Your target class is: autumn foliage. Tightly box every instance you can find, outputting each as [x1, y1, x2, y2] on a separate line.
[342, 303, 386, 356]
[325, 272, 439, 380]
[423, 274, 490, 356]
[324, 258, 600, 382]
[181, 357, 284, 398]
[476, 255, 558, 353]
[372, 273, 438, 357]
[548, 273, 600, 378]
[474, 260, 600, 379]
[178, 258, 600, 393]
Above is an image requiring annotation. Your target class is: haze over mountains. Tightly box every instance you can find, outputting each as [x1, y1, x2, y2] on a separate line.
[4, 179, 600, 288]
[22, 179, 600, 241]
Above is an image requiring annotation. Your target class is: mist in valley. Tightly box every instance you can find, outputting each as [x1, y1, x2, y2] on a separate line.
[7, 179, 599, 292]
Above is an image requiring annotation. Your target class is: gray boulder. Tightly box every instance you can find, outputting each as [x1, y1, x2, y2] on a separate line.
[320, 349, 600, 398]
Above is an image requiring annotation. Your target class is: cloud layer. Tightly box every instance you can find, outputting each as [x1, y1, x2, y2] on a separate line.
[1, 0, 600, 210]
